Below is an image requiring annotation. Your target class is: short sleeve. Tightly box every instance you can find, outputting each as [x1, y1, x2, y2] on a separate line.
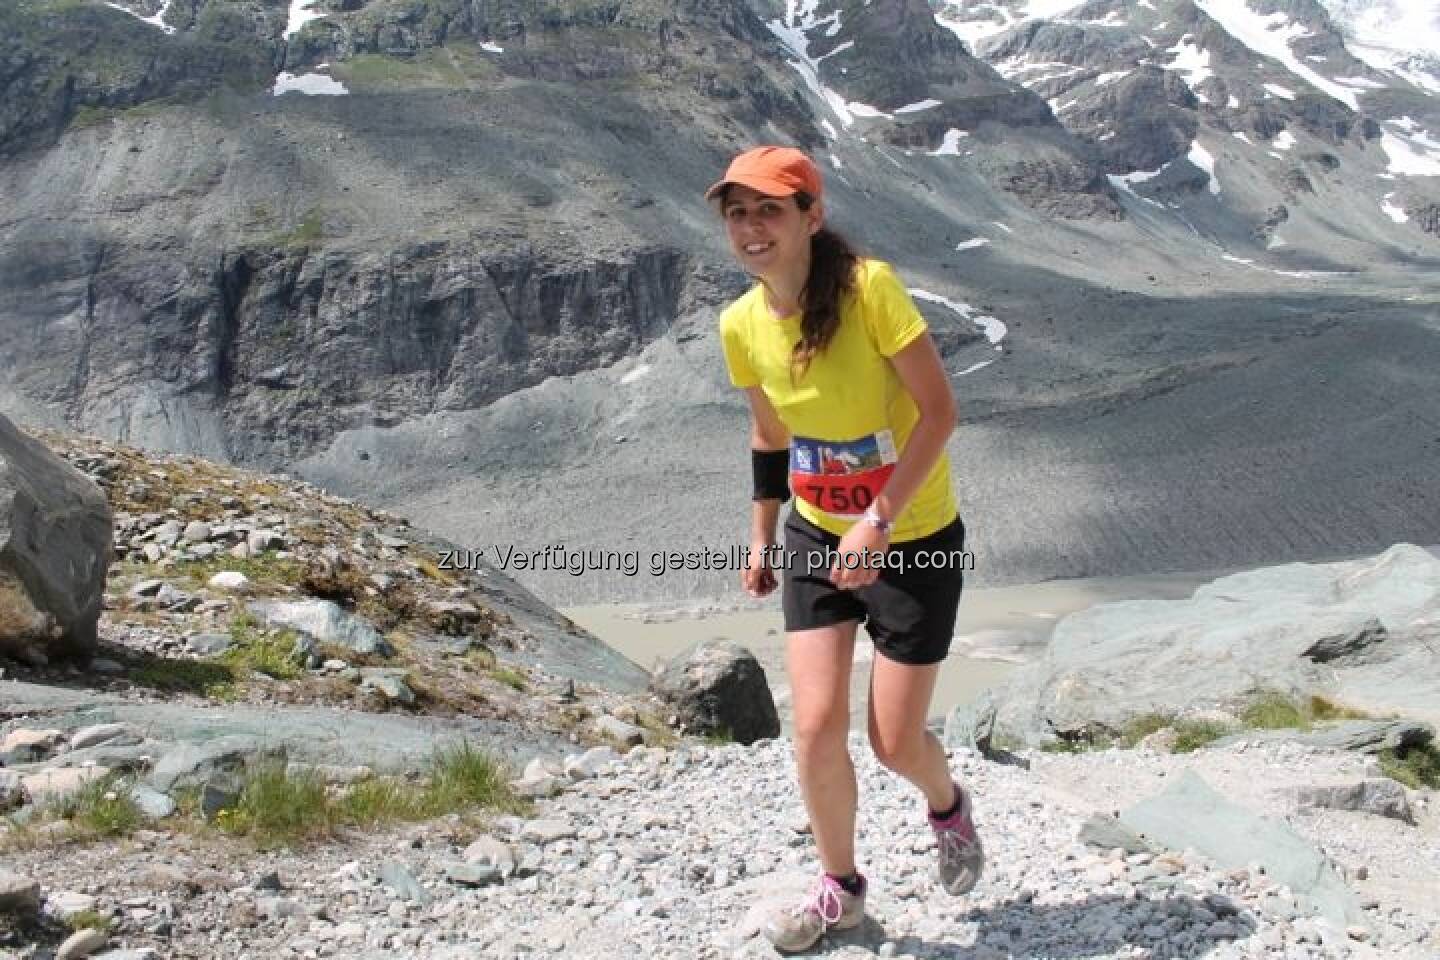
[719, 306, 760, 388]
[861, 261, 927, 358]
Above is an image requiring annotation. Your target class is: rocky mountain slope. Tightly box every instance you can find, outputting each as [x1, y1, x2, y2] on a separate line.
[1, 0, 1438, 604]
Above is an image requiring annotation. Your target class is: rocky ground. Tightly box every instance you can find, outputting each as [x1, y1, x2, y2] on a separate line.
[1, 733, 1437, 960]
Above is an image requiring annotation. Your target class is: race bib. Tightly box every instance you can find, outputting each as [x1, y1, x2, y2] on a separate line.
[790, 431, 898, 518]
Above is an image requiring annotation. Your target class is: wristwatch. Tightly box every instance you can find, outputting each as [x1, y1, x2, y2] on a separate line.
[861, 506, 892, 534]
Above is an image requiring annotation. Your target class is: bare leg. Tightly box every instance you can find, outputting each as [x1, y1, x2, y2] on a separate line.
[866, 655, 955, 811]
[786, 621, 860, 876]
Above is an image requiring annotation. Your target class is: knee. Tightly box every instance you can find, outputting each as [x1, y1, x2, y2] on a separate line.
[868, 725, 927, 774]
[793, 712, 849, 767]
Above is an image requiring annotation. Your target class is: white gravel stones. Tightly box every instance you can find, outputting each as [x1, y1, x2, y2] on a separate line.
[0, 735, 1435, 958]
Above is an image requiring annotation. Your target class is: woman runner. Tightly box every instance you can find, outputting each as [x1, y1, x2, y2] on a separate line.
[708, 146, 984, 952]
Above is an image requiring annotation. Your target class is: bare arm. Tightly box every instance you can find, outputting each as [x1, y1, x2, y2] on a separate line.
[743, 387, 791, 596]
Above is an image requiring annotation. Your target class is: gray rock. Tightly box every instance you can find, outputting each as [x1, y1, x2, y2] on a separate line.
[1119, 770, 1365, 928]
[247, 529, 287, 553]
[991, 545, 1440, 746]
[359, 668, 415, 705]
[1296, 780, 1414, 823]
[0, 868, 41, 913]
[594, 714, 644, 746]
[444, 862, 503, 887]
[651, 638, 779, 745]
[247, 599, 393, 657]
[0, 414, 112, 660]
[128, 784, 177, 820]
[564, 746, 620, 780]
[206, 571, 250, 592]
[148, 737, 287, 793]
[69, 722, 142, 751]
[91, 951, 161, 960]
[520, 819, 577, 843]
[56, 927, 107, 960]
[1077, 813, 1158, 855]
[181, 520, 212, 543]
[462, 836, 516, 877]
[378, 862, 431, 904]
[187, 632, 233, 655]
[0, 769, 23, 812]
[199, 776, 241, 819]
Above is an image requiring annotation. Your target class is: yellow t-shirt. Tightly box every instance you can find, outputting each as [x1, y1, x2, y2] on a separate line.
[719, 258, 957, 542]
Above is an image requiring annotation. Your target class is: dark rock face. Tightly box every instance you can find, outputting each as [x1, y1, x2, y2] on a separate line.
[0, 414, 112, 661]
[1408, 202, 1440, 236]
[1, 239, 695, 464]
[651, 638, 780, 745]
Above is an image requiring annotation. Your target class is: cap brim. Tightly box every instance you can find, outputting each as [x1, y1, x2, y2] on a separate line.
[704, 174, 802, 203]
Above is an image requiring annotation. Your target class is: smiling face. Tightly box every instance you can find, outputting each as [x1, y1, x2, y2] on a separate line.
[720, 185, 824, 281]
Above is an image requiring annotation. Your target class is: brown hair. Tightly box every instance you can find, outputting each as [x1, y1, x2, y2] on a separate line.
[790, 191, 859, 381]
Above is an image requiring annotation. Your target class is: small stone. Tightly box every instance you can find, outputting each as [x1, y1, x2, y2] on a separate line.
[56, 927, 107, 960]
[207, 571, 251, 593]
[445, 862, 503, 887]
[181, 521, 212, 543]
[46, 891, 98, 919]
[521, 819, 577, 844]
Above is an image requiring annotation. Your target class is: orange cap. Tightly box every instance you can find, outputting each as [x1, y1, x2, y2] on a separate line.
[704, 146, 823, 203]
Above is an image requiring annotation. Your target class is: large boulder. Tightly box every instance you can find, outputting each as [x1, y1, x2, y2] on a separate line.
[989, 544, 1440, 747]
[0, 415, 112, 661]
[651, 638, 780, 745]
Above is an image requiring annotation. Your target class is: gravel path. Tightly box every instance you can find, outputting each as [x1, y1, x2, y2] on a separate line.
[4, 737, 1437, 959]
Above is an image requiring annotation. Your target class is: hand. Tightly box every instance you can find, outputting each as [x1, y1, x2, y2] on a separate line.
[830, 520, 889, 590]
[743, 540, 779, 598]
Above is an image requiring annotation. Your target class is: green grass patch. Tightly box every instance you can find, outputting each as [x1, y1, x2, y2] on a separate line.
[220, 622, 306, 681]
[129, 655, 238, 700]
[65, 910, 113, 934]
[266, 207, 325, 251]
[1379, 743, 1440, 790]
[214, 765, 332, 849]
[30, 775, 145, 842]
[172, 550, 304, 591]
[490, 666, 528, 692]
[213, 743, 527, 850]
[1170, 719, 1233, 753]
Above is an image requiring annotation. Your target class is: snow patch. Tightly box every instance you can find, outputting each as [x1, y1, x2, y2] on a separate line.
[480, 42, 504, 54]
[895, 99, 943, 114]
[955, 237, 991, 251]
[910, 288, 1007, 347]
[929, 129, 970, 156]
[1274, 131, 1296, 151]
[273, 71, 349, 96]
[1381, 192, 1409, 223]
[1263, 83, 1296, 100]
[1165, 37, 1213, 103]
[768, 5, 890, 130]
[1380, 122, 1440, 177]
[1326, 0, 1440, 95]
[1192, 0, 1357, 108]
[620, 364, 652, 385]
[284, 0, 327, 40]
[1189, 142, 1220, 194]
[104, 0, 176, 34]
[1094, 70, 1130, 87]
[1233, 131, 1252, 143]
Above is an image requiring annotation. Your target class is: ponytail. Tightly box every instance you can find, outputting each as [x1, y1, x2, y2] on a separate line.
[790, 192, 858, 382]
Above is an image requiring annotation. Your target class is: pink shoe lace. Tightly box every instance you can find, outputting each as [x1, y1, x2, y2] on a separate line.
[791, 875, 847, 926]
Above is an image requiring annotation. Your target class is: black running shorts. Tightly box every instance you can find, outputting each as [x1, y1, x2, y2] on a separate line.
[780, 510, 968, 666]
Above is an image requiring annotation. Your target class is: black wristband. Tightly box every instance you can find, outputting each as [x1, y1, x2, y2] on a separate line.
[752, 449, 791, 502]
